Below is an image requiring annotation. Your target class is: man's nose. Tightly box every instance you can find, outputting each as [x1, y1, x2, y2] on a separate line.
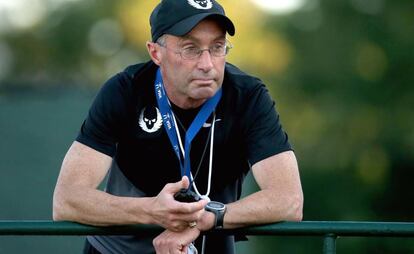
[197, 50, 214, 72]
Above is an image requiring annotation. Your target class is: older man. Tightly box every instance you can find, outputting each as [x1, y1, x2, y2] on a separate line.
[53, 0, 303, 253]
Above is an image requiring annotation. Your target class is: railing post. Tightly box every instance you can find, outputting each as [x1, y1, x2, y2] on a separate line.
[323, 233, 337, 254]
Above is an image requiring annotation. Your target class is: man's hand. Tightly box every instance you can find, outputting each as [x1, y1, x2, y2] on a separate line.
[195, 209, 216, 231]
[153, 227, 200, 254]
[148, 176, 208, 232]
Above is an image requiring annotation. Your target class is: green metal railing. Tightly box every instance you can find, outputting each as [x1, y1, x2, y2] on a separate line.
[1, 221, 414, 253]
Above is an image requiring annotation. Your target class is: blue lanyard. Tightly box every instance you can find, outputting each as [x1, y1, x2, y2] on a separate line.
[154, 68, 222, 182]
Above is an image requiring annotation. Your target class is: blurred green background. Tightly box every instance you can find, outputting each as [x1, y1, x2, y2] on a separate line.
[0, 0, 413, 253]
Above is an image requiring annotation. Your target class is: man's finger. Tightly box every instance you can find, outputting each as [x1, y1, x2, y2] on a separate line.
[173, 199, 208, 213]
[166, 176, 190, 194]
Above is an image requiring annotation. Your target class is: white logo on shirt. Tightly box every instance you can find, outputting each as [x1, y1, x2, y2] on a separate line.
[203, 118, 221, 128]
[187, 0, 213, 10]
[138, 106, 163, 133]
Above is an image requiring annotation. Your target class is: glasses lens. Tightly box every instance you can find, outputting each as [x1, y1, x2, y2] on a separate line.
[180, 40, 232, 59]
[182, 47, 200, 59]
[210, 45, 226, 57]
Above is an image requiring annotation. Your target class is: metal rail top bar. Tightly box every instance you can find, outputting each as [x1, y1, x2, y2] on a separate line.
[1, 221, 414, 237]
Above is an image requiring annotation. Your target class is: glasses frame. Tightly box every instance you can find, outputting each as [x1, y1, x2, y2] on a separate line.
[157, 39, 233, 60]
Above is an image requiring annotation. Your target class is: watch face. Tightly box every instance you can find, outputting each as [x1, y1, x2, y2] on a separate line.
[208, 201, 225, 210]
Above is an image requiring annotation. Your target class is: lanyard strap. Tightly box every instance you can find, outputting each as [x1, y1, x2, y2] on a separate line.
[154, 68, 222, 181]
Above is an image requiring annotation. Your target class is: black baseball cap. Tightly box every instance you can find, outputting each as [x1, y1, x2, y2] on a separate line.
[150, 0, 235, 42]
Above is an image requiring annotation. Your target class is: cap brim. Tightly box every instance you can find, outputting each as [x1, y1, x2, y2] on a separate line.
[166, 13, 235, 38]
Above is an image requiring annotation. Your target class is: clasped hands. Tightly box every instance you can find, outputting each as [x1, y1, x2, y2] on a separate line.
[150, 176, 215, 254]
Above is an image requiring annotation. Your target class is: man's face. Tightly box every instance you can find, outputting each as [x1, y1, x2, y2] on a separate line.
[157, 19, 227, 108]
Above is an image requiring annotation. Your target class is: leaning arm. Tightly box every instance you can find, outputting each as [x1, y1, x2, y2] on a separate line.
[53, 141, 154, 226]
[53, 141, 207, 229]
[152, 150, 303, 250]
[223, 150, 303, 228]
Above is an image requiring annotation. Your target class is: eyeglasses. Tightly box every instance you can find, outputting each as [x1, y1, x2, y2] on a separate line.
[157, 40, 233, 60]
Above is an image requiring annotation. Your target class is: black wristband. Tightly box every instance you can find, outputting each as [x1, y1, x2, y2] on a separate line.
[215, 208, 225, 229]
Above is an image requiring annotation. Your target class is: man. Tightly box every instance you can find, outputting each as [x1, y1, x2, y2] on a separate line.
[53, 0, 303, 253]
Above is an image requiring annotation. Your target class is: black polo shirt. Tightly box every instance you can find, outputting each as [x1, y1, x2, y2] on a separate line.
[76, 60, 292, 254]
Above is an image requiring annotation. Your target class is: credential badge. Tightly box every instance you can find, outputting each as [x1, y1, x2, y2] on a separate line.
[187, 0, 213, 10]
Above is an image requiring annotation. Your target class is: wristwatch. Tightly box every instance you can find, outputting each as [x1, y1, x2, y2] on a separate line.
[205, 201, 226, 229]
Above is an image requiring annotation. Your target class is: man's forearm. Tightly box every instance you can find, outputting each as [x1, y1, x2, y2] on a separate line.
[222, 151, 304, 229]
[53, 185, 153, 226]
[223, 188, 303, 229]
[53, 176, 208, 231]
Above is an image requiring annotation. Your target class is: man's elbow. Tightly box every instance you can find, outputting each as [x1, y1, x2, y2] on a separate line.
[288, 193, 304, 222]
[292, 207, 303, 222]
[53, 209, 63, 222]
[52, 189, 70, 221]
[52, 200, 64, 221]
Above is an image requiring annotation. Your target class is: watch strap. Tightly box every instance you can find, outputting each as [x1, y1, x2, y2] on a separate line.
[216, 207, 225, 229]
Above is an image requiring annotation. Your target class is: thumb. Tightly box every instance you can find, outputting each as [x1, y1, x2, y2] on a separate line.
[168, 176, 190, 193]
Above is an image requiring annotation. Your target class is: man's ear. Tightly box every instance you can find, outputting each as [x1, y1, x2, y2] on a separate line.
[146, 41, 162, 65]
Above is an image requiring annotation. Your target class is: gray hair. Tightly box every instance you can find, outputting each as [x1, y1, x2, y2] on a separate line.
[156, 34, 167, 46]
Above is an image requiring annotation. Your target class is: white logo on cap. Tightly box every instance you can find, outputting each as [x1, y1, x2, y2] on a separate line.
[187, 0, 213, 10]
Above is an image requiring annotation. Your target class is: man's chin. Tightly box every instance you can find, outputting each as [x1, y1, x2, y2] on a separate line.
[190, 87, 219, 100]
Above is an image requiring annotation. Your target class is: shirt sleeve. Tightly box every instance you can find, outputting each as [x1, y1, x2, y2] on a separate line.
[76, 73, 130, 157]
[242, 83, 292, 166]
